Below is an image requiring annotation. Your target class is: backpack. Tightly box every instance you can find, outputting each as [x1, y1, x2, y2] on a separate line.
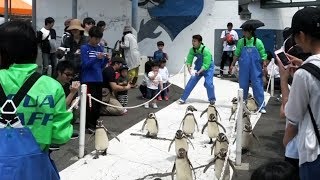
[225, 30, 236, 46]
[37, 30, 51, 53]
[0, 72, 60, 180]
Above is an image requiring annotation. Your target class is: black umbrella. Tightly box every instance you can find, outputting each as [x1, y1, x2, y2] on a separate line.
[240, 19, 265, 29]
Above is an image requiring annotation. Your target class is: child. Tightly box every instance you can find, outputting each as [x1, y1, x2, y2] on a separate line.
[145, 62, 163, 109]
[153, 41, 168, 62]
[158, 59, 169, 101]
[116, 64, 129, 107]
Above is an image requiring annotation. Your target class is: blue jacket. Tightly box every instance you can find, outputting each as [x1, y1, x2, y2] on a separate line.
[80, 44, 108, 83]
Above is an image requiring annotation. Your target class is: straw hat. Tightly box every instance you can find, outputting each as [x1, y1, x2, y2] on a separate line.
[67, 19, 85, 31]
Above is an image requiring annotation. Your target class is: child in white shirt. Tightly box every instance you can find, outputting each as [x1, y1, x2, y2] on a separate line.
[145, 62, 163, 109]
[158, 60, 169, 101]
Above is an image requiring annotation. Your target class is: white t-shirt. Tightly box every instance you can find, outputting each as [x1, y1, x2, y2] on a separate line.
[285, 55, 320, 165]
[147, 71, 162, 90]
[159, 67, 169, 83]
[220, 29, 239, 52]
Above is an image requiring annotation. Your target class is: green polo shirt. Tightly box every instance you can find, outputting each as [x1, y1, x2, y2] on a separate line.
[186, 44, 212, 70]
[234, 37, 267, 61]
[0, 63, 73, 151]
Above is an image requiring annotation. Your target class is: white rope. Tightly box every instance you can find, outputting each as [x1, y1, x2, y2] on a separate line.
[89, 61, 187, 109]
[67, 96, 80, 112]
[219, 99, 241, 180]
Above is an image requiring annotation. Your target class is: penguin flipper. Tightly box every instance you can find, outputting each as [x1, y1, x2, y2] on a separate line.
[228, 159, 237, 176]
[186, 137, 195, 150]
[141, 120, 147, 131]
[252, 132, 261, 144]
[188, 158, 196, 180]
[168, 139, 174, 152]
[210, 142, 215, 155]
[217, 122, 227, 133]
[203, 157, 217, 173]
[171, 163, 176, 180]
[201, 122, 208, 134]
[217, 110, 222, 122]
[192, 114, 199, 131]
[106, 130, 120, 142]
[200, 108, 208, 118]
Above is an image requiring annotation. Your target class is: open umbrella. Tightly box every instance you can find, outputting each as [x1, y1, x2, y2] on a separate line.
[240, 19, 265, 29]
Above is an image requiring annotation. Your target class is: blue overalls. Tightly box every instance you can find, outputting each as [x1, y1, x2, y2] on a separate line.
[238, 39, 265, 108]
[181, 48, 216, 102]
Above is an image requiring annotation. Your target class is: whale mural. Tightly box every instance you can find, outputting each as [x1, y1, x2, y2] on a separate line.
[136, 0, 204, 42]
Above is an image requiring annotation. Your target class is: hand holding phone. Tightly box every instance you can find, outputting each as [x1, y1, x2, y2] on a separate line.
[275, 49, 290, 69]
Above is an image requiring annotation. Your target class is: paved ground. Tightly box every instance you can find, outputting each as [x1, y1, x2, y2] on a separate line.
[55, 74, 285, 179]
[52, 76, 184, 171]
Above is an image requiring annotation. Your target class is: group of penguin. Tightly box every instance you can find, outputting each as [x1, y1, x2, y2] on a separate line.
[92, 93, 260, 180]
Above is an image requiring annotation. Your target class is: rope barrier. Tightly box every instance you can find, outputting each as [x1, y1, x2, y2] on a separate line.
[89, 61, 187, 109]
[219, 96, 241, 180]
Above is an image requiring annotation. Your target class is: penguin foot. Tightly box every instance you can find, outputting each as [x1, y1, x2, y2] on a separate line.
[209, 139, 214, 144]
[190, 134, 194, 139]
[93, 154, 99, 159]
[241, 149, 250, 155]
[102, 150, 107, 156]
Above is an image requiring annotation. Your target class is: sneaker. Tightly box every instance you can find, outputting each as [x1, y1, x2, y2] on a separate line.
[158, 96, 162, 101]
[164, 96, 169, 101]
[217, 74, 222, 78]
[152, 103, 158, 109]
[71, 132, 79, 139]
[179, 99, 185, 104]
[144, 103, 149, 109]
[210, 100, 215, 105]
[49, 144, 60, 151]
[260, 108, 267, 114]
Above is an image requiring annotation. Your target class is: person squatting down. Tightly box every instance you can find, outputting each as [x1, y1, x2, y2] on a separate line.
[144, 61, 163, 109]
[116, 64, 129, 107]
[230, 24, 268, 114]
[179, 34, 216, 105]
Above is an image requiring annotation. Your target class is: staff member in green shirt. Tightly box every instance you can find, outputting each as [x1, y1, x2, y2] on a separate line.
[230, 25, 267, 113]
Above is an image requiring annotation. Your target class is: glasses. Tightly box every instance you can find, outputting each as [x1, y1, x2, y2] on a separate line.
[64, 72, 74, 78]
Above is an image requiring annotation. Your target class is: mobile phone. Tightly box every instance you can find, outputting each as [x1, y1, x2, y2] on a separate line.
[275, 49, 290, 68]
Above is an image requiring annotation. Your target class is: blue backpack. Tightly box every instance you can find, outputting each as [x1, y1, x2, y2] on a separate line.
[0, 72, 60, 180]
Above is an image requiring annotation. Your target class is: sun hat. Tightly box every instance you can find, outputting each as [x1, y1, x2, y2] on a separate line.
[67, 19, 85, 31]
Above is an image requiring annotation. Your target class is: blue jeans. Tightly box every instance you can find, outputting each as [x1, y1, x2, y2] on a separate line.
[300, 155, 320, 180]
[159, 83, 168, 97]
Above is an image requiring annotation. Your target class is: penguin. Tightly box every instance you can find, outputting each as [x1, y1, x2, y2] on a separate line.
[171, 148, 196, 180]
[203, 148, 235, 180]
[94, 119, 120, 159]
[246, 93, 258, 112]
[229, 97, 238, 121]
[201, 114, 226, 144]
[212, 133, 229, 156]
[200, 104, 221, 121]
[242, 111, 252, 127]
[141, 113, 159, 138]
[180, 105, 199, 139]
[168, 130, 195, 155]
[241, 124, 259, 153]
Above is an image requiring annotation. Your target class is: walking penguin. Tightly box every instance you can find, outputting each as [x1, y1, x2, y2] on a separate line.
[201, 113, 226, 144]
[171, 148, 196, 180]
[180, 105, 199, 139]
[141, 113, 159, 138]
[94, 119, 120, 159]
[168, 130, 195, 155]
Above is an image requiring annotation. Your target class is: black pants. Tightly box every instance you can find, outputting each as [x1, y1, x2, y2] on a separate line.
[220, 51, 233, 75]
[285, 157, 299, 174]
[85, 83, 102, 129]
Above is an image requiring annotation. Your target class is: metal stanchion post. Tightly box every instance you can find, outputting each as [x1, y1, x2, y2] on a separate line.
[79, 84, 87, 158]
[271, 74, 275, 97]
[235, 88, 244, 166]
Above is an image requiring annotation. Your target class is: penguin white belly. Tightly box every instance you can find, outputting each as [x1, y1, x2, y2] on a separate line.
[247, 99, 257, 111]
[207, 108, 217, 119]
[146, 119, 158, 135]
[215, 159, 230, 180]
[183, 115, 195, 134]
[175, 139, 188, 155]
[207, 122, 219, 138]
[214, 142, 229, 156]
[242, 132, 251, 149]
[176, 159, 193, 180]
[95, 128, 109, 151]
